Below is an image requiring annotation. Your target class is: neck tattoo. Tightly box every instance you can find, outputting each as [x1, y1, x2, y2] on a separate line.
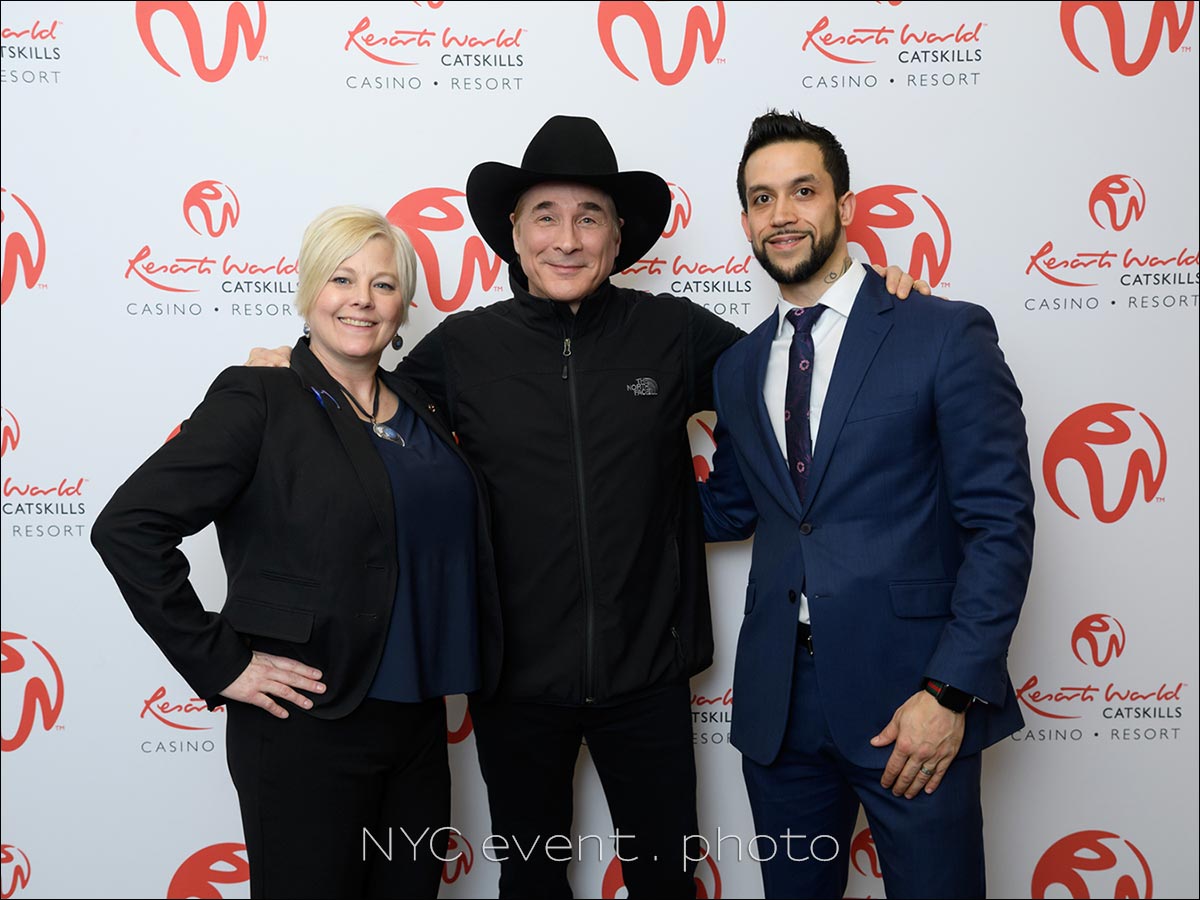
[822, 257, 853, 284]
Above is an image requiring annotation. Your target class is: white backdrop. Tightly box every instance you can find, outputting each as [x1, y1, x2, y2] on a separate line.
[2, 2, 1198, 898]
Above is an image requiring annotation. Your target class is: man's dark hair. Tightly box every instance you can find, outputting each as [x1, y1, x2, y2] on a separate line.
[736, 110, 851, 211]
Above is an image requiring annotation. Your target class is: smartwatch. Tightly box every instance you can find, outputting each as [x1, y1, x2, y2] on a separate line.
[924, 678, 974, 713]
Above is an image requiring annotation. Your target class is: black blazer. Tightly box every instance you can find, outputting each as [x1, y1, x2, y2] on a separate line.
[92, 339, 501, 718]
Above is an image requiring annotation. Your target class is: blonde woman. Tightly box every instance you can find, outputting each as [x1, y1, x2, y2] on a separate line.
[93, 206, 498, 899]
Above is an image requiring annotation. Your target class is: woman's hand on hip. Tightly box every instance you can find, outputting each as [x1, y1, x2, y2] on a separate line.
[220, 651, 326, 718]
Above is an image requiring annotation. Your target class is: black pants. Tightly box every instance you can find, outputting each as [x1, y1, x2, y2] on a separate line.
[470, 683, 699, 899]
[226, 697, 450, 899]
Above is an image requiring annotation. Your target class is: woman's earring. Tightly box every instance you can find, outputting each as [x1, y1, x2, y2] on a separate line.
[303, 323, 311, 337]
[391, 333, 404, 351]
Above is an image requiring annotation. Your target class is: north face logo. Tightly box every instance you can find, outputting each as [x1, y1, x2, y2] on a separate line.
[626, 377, 659, 397]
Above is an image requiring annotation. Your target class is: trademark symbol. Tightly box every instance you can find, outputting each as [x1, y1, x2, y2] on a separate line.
[55, 724, 66, 731]
[1155, 495, 1167, 503]
[714, 57, 726, 64]
[939, 282, 950, 288]
[258, 55, 269, 62]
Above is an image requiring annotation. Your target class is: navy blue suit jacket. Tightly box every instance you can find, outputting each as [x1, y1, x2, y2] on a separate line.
[701, 266, 1034, 767]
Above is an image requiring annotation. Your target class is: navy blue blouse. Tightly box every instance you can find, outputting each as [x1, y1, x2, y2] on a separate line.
[364, 398, 480, 702]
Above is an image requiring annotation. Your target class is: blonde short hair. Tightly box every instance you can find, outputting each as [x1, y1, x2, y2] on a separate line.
[295, 206, 418, 322]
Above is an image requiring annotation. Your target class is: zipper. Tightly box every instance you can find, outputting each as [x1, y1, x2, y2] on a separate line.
[562, 331, 597, 704]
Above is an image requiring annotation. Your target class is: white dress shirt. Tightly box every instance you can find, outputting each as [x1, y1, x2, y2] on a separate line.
[763, 260, 865, 623]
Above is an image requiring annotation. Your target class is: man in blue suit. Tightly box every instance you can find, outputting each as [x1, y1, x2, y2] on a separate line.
[700, 111, 1035, 899]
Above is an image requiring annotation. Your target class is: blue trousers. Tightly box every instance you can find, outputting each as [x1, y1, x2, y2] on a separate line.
[741, 644, 985, 899]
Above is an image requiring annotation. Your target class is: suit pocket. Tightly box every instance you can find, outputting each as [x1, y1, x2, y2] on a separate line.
[743, 583, 757, 615]
[889, 580, 954, 618]
[845, 391, 917, 424]
[259, 569, 321, 588]
[224, 597, 315, 642]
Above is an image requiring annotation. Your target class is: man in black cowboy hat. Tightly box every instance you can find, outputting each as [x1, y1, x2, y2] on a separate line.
[248, 114, 921, 898]
[407, 115, 740, 898]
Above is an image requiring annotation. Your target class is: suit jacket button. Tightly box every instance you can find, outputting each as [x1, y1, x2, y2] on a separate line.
[799, 523, 813, 535]
[788, 590, 797, 603]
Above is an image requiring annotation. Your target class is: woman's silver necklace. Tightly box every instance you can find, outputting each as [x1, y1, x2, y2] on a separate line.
[340, 374, 406, 446]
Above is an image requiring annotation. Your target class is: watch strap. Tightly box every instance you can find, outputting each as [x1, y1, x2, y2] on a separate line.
[924, 677, 974, 713]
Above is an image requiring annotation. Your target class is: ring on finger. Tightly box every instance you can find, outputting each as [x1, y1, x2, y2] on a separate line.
[919, 764, 935, 777]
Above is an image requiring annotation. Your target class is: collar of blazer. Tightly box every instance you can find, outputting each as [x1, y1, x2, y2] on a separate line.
[733, 267, 896, 521]
[288, 337, 454, 445]
[285, 337, 396, 544]
[287, 337, 486, 531]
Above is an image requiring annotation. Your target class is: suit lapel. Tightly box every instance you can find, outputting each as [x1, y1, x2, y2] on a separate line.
[741, 312, 805, 520]
[804, 274, 894, 509]
[289, 339, 396, 548]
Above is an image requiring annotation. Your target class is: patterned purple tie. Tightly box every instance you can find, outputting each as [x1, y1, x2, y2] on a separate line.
[784, 304, 827, 504]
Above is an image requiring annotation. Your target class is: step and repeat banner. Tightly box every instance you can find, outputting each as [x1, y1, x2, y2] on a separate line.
[2, 2, 1197, 898]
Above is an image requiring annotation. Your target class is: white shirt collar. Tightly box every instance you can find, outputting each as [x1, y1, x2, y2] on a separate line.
[774, 259, 866, 338]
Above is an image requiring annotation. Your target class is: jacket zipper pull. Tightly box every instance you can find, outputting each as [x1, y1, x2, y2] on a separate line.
[562, 337, 572, 380]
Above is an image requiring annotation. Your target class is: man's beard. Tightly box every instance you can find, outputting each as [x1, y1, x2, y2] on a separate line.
[752, 217, 842, 285]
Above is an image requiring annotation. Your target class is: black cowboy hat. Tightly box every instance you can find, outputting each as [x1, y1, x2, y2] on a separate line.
[465, 115, 671, 274]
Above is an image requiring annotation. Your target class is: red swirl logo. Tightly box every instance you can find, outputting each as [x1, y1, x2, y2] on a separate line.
[1, 188, 47, 306]
[1, 408, 19, 457]
[183, 180, 241, 237]
[598, 1, 726, 86]
[1, 845, 31, 900]
[442, 832, 474, 885]
[847, 184, 951, 287]
[137, 2, 266, 82]
[1071, 614, 1126, 667]
[1061, 1, 1195, 76]
[1, 632, 65, 753]
[602, 849, 721, 898]
[446, 694, 473, 744]
[850, 827, 882, 880]
[663, 183, 692, 239]
[1088, 174, 1145, 231]
[167, 843, 249, 899]
[1043, 403, 1167, 523]
[1032, 830, 1153, 898]
[387, 189, 503, 313]
[689, 413, 716, 483]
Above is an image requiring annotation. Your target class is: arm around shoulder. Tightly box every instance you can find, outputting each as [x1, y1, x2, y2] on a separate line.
[683, 299, 745, 413]
[394, 323, 451, 413]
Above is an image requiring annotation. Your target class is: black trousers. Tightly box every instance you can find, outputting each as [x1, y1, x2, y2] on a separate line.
[470, 683, 699, 899]
[226, 697, 450, 899]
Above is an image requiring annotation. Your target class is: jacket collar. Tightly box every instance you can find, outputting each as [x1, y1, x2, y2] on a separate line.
[802, 267, 894, 511]
[288, 338, 397, 546]
[290, 337, 487, 541]
[736, 264, 895, 522]
[290, 337, 457, 452]
[509, 268, 614, 335]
